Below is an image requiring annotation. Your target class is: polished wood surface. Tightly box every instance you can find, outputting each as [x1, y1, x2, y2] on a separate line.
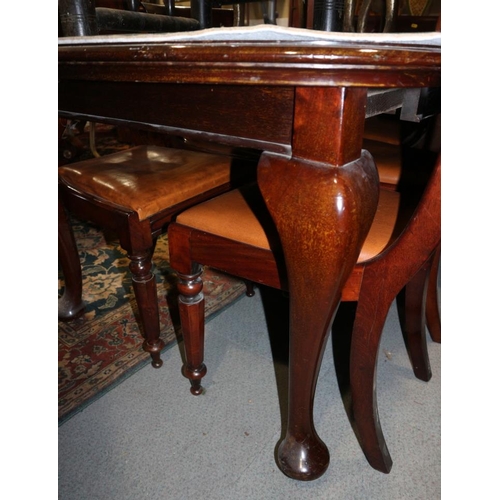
[59, 41, 440, 86]
[59, 82, 295, 154]
[59, 35, 440, 481]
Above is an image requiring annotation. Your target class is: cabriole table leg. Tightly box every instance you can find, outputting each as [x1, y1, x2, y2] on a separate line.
[257, 150, 378, 480]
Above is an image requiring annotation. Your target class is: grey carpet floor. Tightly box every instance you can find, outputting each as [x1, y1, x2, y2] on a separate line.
[58, 286, 440, 499]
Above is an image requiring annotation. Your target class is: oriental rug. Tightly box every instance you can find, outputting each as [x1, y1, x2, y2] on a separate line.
[58, 124, 246, 424]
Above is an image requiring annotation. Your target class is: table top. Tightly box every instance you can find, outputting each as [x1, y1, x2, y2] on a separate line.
[58, 25, 441, 89]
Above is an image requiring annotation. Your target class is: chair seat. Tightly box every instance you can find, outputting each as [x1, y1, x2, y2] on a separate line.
[363, 139, 402, 187]
[176, 184, 400, 264]
[58, 145, 239, 221]
[363, 116, 401, 145]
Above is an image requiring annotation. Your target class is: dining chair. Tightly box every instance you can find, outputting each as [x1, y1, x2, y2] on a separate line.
[363, 106, 441, 346]
[290, 0, 440, 41]
[167, 143, 440, 473]
[297, 0, 397, 32]
[58, 145, 257, 368]
[59, 0, 203, 37]
[363, 118, 441, 344]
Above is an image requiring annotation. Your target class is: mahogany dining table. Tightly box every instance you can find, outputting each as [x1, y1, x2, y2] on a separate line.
[58, 26, 441, 481]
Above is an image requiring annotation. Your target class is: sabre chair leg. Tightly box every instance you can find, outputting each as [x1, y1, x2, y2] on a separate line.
[350, 281, 393, 473]
[425, 244, 441, 343]
[400, 262, 432, 382]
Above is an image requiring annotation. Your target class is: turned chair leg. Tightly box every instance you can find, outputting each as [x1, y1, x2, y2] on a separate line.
[350, 281, 393, 474]
[128, 249, 165, 368]
[425, 245, 441, 343]
[177, 264, 207, 395]
[58, 200, 85, 321]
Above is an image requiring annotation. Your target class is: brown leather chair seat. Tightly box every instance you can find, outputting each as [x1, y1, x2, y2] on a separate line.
[59, 145, 249, 220]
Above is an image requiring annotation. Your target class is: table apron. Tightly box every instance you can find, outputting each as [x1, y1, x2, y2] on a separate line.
[59, 80, 295, 153]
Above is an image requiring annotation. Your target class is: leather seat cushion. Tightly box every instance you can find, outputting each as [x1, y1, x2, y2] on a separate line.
[176, 185, 400, 264]
[58, 146, 238, 221]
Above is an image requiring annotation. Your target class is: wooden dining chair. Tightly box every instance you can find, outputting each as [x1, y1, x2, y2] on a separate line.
[167, 144, 440, 473]
[363, 108, 441, 347]
[59, 0, 200, 37]
[58, 145, 257, 368]
[363, 118, 442, 344]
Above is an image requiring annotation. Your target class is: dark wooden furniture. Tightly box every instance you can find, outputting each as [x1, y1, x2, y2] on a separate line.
[93, 0, 237, 29]
[140, 1, 235, 27]
[59, 0, 202, 36]
[289, 0, 440, 32]
[362, 122, 442, 343]
[59, 33, 440, 480]
[168, 143, 440, 474]
[62, 0, 274, 33]
[58, 145, 256, 366]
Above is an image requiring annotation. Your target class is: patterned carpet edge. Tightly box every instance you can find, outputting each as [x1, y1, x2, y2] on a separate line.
[58, 283, 247, 425]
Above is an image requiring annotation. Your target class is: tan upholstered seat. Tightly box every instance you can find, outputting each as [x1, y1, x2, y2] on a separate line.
[362, 139, 402, 188]
[176, 185, 400, 263]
